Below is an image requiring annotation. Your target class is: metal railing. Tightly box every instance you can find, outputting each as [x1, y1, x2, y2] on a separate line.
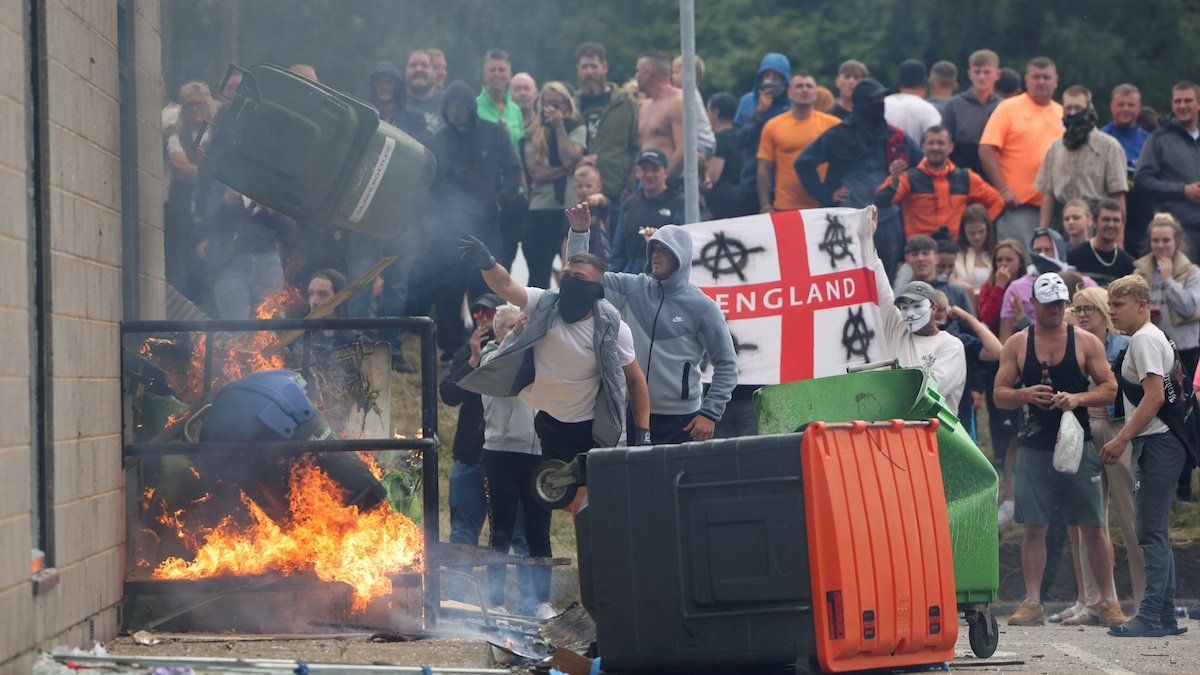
[119, 316, 440, 628]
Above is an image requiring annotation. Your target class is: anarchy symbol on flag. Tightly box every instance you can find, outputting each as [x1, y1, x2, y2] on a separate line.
[692, 207, 885, 386]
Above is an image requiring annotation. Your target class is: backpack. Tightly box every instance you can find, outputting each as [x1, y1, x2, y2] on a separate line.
[1113, 338, 1200, 462]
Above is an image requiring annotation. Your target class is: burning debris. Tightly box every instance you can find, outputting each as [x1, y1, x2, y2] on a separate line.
[153, 458, 422, 612]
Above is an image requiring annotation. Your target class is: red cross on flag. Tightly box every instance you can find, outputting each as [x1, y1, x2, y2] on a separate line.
[692, 207, 886, 385]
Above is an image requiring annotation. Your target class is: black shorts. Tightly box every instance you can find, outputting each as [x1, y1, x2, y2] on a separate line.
[533, 411, 595, 462]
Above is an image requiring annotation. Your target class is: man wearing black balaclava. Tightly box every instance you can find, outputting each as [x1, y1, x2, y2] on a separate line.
[1034, 84, 1128, 233]
[796, 78, 923, 280]
[455, 236, 653, 492]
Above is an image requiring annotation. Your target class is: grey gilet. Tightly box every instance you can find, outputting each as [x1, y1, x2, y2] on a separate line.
[457, 290, 628, 448]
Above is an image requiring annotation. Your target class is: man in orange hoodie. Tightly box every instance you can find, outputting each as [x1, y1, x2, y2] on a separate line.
[876, 125, 1005, 239]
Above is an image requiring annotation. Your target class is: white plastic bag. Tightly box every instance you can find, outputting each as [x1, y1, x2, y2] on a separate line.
[1053, 413, 1085, 474]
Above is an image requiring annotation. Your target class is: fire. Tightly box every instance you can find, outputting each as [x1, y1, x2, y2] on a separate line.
[356, 451, 385, 481]
[156, 286, 302, 404]
[219, 286, 302, 386]
[153, 459, 422, 612]
[184, 333, 207, 403]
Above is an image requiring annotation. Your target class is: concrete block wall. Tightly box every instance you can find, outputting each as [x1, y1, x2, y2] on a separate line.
[0, 0, 163, 672]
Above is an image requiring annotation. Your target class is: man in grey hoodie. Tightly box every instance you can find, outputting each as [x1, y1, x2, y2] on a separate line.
[565, 201, 738, 443]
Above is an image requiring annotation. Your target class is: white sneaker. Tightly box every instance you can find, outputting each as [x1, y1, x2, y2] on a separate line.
[1049, 601, 1085, 623]
[535, 602, 557, 621]
[997, 500, 1015, 529]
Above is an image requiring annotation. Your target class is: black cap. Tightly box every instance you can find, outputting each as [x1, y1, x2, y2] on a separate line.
[896, 59, 927, 89]
[470, 293, 504, 312]
[852, 78, 891, 103]
[636, 148, 669, 168]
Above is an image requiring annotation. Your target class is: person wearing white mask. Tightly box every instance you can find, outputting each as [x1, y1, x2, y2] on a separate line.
[868, 238, 968, 412]
[993, 271, 1124, 628]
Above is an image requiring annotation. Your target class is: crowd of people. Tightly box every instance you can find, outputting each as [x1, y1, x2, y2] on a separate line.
[161, 43, 1200, 634]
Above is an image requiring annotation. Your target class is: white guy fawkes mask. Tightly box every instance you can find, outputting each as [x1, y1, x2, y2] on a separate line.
[897, 298, 932, 333]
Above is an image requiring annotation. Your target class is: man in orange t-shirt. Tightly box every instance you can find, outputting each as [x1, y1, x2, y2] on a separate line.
[979, 56, 1064, 248]
[756, 72, 841, 212]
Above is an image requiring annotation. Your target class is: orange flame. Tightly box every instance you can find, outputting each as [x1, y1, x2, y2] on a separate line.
[218, 287, 301, 385]
[356, 452, 385, 481]
[152, 459, 422, 612]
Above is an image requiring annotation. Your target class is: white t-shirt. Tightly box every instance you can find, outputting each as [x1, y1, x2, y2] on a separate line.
[1121, 322, 1175, 437]
[884, 93, 943, 145]
[872, 258, 967, 413]
[518, 287, 637, 423]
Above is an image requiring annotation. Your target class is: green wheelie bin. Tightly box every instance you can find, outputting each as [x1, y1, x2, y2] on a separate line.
[200, 64, 435, 239]
[755, 364, 1001, 657]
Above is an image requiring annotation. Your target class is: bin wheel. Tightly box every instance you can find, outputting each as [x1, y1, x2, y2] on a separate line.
[531, 459, 578, 510]
[967, 608, 999, 658]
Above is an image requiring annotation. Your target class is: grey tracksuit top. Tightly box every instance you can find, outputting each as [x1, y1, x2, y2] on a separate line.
[567, 225, 738, 421]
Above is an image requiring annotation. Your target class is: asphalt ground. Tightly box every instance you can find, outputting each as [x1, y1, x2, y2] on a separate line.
[951, 604, 1197, 674]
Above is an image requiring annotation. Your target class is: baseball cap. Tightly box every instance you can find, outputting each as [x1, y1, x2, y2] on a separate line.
[1033, 272, 1069, 304]
[636, 148, 668, 168]
[895, 280, 937, 305]
[853, 78, 892, 102]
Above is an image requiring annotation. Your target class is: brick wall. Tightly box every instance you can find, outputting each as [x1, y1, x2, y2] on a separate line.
[0, 1, 163, 672]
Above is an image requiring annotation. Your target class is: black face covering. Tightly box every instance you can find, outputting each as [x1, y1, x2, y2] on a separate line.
[826, 78, 893, 163]
[558, 275, 603, 323]
[1063, 106, 1098, 150]
[855, 98, 887, 128]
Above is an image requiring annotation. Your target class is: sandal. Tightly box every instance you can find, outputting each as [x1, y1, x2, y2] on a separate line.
[1109, 616, 1167, 638]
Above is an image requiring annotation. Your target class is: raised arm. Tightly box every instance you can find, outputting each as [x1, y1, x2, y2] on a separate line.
[950, 306, 1003, 361]
[565, 202, 635, 293]
[459, 235, 528, 308]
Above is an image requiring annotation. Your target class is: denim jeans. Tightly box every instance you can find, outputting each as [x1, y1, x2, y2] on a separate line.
[1132, 432, 1187, 624]
[447, 458, 534, 609]
[714, 396, 759, 438]
[626, 410, 698, 445]
[446, 460, 488, 602]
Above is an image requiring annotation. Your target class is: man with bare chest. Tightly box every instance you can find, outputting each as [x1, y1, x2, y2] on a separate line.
[636, 52, 685, 177]
[994, 272, 1125, 627]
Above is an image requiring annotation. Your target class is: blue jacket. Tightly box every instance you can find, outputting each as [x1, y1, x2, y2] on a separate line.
[568, 225, 738, 421]
[734, 54, 792, 196]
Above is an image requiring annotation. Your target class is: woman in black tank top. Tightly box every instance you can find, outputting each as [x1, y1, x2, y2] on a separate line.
[1018, 325, 1092, 448]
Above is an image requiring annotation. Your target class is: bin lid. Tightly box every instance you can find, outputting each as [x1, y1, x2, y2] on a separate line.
[754, 368, 934, 435]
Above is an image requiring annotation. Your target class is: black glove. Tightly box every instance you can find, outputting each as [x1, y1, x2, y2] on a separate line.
[458, 235, 496, 270]
[630, 428, 651, 447]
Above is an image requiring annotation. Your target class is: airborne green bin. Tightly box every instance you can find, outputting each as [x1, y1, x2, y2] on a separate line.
[755, 367, 999, 607]
[201, 64, 435, 239]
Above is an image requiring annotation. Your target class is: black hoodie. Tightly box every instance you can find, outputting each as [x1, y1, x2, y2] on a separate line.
[425, 81, 522, 247]
[366, 61, 424, 138]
